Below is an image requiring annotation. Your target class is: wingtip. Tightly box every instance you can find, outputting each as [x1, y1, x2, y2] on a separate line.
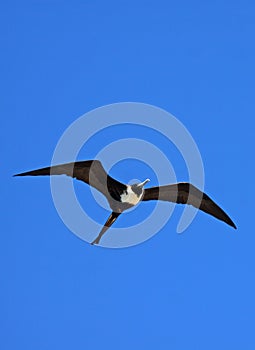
[13, 171, 36, 177]
[227, 218, 237, 230]
[232, 222, 237, 230]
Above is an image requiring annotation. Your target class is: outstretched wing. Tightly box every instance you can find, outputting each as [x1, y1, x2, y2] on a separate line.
[14, 160, 126, 200]
[142, 183, 236, 229]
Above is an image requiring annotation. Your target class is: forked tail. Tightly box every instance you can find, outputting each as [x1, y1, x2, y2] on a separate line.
[91, 212, 121, 245]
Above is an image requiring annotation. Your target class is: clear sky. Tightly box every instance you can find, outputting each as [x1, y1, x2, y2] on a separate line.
[1, 1, 255, 349]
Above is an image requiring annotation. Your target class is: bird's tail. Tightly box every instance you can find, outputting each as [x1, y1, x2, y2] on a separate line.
[91, 212, 121, 245]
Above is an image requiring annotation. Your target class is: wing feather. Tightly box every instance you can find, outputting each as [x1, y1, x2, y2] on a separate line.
[142, 183, 236, 229]
[14, 160, 126, 200]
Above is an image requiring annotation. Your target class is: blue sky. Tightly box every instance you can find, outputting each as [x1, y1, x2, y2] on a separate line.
[1, 1, 255, 349]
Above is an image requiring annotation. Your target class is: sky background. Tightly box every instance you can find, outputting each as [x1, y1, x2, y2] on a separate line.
[1, 1, 255, 349]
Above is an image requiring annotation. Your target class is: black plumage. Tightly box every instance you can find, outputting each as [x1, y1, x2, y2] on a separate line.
[14, 160, 236, 245]
[142, 183, 236, 229]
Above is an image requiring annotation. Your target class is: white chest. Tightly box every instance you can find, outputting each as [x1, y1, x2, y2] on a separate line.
[120, 186, 142, 205]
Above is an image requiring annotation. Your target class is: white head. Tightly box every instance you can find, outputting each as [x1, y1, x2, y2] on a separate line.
[130, 178, 150, 197]
[120, 179, 150, 205]
[136, 178, 150, 188]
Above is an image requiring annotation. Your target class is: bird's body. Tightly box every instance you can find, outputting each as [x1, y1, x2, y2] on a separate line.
[120, 180, 150, 206]
[14, 160, 236, 245]
[120, 186, 140, 206]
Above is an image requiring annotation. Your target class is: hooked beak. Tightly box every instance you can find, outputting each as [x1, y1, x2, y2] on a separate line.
[137, 178, 150, 188]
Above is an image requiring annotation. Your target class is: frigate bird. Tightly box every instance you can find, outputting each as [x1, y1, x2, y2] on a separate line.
[14, 160, 236, 245]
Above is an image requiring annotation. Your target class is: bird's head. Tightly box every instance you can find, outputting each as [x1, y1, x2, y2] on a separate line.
[131, 178, 150, 196]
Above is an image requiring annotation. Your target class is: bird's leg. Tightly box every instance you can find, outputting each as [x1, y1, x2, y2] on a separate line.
[91, 212, 121, 245]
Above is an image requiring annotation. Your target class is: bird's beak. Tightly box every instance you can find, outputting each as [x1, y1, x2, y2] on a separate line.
[137, 179, 150, 188]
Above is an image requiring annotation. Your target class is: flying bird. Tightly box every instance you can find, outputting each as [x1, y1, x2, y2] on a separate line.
[14, 160, 236, 245]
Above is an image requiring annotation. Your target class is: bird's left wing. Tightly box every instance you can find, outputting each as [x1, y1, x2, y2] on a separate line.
[142, 183, 236, 229]
[14, 160, 125, 201]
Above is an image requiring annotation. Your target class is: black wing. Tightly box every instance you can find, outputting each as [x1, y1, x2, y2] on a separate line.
[142, 183, 236, 229]
[14, 160, 126, 201]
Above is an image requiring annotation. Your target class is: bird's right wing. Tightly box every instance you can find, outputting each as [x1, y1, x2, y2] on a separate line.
[142, 183, 236, 229]
[14, 160, 125, 200]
